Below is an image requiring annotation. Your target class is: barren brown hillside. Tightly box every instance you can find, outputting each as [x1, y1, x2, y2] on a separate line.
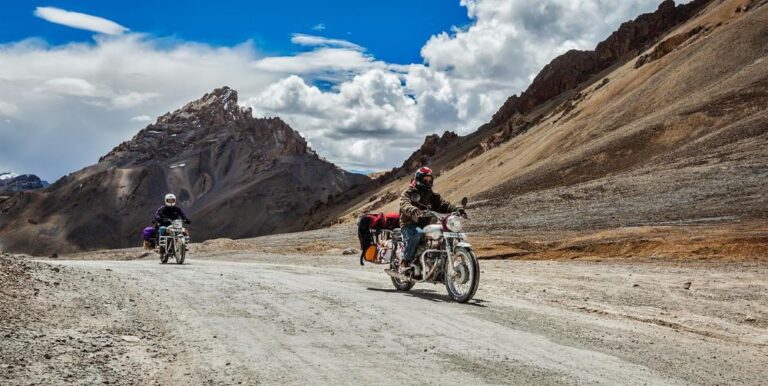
[301, 0, 768, 260]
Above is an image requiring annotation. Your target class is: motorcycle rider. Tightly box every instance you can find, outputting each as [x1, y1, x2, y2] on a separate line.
[399, 167, 464, 273]
[154, 193, 191, 240]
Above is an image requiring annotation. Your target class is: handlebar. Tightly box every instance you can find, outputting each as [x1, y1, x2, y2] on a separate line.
[417, 209, 468, 222]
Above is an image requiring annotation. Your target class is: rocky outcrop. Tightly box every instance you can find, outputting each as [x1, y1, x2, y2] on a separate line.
[635, 25, 708, 68]
[0, 174, 49, 193]
[0, 87, 368, 254]
[399, 131, 459, 174]
[377, 131, 460, 181]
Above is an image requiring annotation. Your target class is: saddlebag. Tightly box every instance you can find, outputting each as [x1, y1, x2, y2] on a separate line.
[142, 226, 156, 242]
[356, 212, 400, 265]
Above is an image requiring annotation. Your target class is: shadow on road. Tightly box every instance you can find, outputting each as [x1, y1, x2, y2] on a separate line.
[366, 287, 488, 307]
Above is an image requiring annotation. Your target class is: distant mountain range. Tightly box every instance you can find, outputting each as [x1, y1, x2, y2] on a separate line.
[0, 173, 49, 193]
[0, 87, 367, 254]
[3, 0, 767, 255]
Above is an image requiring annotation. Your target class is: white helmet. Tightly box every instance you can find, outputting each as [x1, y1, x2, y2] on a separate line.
[164, 193, 177, 206]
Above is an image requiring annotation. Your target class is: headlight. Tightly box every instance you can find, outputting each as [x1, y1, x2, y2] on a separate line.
[446, 215, 463, 232]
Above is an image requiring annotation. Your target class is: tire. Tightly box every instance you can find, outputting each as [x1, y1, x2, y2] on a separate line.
[390, 241, 414, 291]
[159, 244, 169, 264]
[444, 247, 480, 303]
[175, 238, 186, 265]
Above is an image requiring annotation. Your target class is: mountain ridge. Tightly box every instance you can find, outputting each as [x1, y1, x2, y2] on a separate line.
[0, 87, 367, 254]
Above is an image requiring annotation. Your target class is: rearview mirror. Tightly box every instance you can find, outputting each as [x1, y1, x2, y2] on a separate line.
[461, 197, 468, 207]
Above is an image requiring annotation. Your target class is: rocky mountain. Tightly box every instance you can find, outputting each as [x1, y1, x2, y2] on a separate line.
[308, 0, 768, 234]
[0, 173, 49, 193]
[0, 87, 368, 254]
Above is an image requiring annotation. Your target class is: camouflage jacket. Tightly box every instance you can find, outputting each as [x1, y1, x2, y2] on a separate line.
[399, 185, 458, 227]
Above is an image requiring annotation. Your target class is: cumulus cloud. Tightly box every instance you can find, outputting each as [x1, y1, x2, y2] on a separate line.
[4, 0, 667, 180]
[421, 0, 660, 85]
[34, 7, 129, 35]
[247, 0, 665, 171]
[312, 23, 326, 31]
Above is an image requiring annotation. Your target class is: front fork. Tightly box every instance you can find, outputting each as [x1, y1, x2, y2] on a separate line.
[444, 237, 473, 278]
[444, 238, 457, 278]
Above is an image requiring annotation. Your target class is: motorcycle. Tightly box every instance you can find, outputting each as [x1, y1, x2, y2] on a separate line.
[157, 219, 189, 264]
[384, 197, 480, 303]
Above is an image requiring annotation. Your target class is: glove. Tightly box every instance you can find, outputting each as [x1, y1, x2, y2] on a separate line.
[458, 208, 468, 219]
[184, 219, 192, 225]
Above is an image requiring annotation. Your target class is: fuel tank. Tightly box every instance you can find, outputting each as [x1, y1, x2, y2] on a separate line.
[423, 224, 443, 240]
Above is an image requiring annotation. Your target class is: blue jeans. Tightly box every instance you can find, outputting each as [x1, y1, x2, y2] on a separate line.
[401, 224, 423, 263]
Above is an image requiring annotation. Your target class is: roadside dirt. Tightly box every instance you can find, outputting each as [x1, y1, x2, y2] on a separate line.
[2, 249, 767, 385]
[0, 254, 176, 385]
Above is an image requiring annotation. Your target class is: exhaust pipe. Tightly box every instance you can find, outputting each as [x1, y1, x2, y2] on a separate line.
[385, 269, 412, 282]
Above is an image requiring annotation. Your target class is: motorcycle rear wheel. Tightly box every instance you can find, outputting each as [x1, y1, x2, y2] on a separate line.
[445, 247, 479, 303]
[390, 259, 414, 291]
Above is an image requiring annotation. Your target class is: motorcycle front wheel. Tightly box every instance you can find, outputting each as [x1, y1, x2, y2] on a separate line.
[175, 238, 186, 265]
[445, 247, 479, 303]
[159, 243, 169, 264]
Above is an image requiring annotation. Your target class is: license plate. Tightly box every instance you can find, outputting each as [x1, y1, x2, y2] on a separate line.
[444, 232, 465, 239]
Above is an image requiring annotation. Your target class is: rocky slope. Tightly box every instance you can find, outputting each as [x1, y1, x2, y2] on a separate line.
[308, 0, 768, 235]
[0, 87, 367, 254]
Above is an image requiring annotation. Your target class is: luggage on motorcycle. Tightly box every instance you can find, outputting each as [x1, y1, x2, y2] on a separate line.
[368, 212, 400, 230]
[142, 226, 156, 241]
[356, 212, 400, 265]
[357, 215, 374, 265]
[364, 245, 377, 262]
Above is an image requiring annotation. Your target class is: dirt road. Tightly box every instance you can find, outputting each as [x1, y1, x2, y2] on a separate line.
[3, 254, 767, 385]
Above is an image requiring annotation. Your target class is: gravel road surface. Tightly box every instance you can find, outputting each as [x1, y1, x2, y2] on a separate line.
[3, 255, 763, 385]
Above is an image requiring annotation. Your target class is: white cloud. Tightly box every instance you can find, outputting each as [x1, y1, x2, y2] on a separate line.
[130, 115, 152, 123]
[3, 0, 667, 180]
[290, 34, 364, 51]
[0, 33, 385, 180]
[246, 0, 666, 171]
[0, 101, 18, 117]
[34, 7, 129, 35]
[422, 0, 661, 86]
[312, 23, 326, 31]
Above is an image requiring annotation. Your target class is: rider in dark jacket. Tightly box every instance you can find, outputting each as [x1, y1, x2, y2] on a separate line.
[154, 193, 190, 236]
[399, 167, 462, 272]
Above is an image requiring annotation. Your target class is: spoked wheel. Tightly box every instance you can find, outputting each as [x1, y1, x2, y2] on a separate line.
[159, 244, 169, 264]
[175, 238, 186, 265]
[390, 258, 415, 291]
[445, 247, 479, 303]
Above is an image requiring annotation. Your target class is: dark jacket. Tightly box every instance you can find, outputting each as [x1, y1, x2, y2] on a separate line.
[154, 205, 189, 226]
[399, 185, 458, 227]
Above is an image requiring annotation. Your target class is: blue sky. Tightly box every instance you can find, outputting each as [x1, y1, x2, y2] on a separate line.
[0, 1, 469, 65]
[0, 1, 664, 181]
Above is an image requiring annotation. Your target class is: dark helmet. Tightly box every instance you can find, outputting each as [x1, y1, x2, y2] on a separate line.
[414, 167, 434, 190]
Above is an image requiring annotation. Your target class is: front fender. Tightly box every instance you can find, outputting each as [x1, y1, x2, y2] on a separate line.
[453, 241, 473, 252]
